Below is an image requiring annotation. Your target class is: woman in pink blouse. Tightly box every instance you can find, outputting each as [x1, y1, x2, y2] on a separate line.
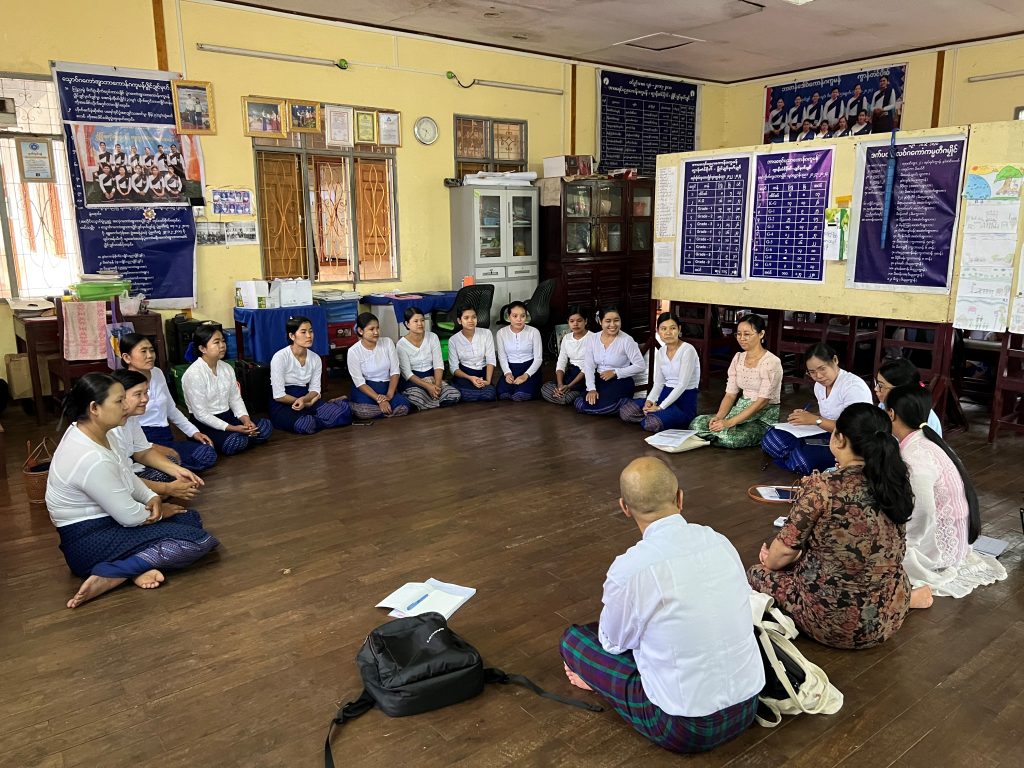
[689, 314, 783, 448]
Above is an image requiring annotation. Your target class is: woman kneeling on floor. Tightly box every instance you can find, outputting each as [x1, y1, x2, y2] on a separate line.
[620, 312, 700, 432]
[46, 374, 219, 609]
[576, 306, 645, 416]
[748, 403, 913, 649]
[346, 312, 413, 419]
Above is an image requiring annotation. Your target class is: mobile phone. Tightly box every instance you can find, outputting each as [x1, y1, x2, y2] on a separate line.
[775, 488, 795, 501]
[773, 516, 788, 527]
[756, 486, 795, 501]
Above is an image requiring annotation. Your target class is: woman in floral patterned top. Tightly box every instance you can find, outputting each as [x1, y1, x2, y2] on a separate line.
[689, 314, 783, 449]
[748, 403, 914, 649]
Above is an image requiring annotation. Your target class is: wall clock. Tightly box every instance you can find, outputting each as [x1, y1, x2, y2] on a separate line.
[414, 116, 439, 145]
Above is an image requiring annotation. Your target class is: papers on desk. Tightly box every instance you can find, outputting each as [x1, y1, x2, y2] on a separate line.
[377, 578, 476, 620]
[973, 536, 1009, 558]
[772, 423, 827, 438]
[644, 429, 710, 453]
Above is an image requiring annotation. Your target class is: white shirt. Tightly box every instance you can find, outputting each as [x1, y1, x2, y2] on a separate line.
[347, 338, 400, 387]
[496, 325, 543, 377]
[137, 367, 199, 438]
[397, 333, 444, 379]
[872, 86, 899, 115]
[583, 333, 645, 392]
[846, 94, 870, 120]
[814, 368, 873, 421]
[45, 424, 156, 528]
[270, 347, 322, 399]
[110, 416, 153, 473]
[823, 97, 844, 126]
[647, 342, 700, 409]
[447, 329, 496, 372]
[556, 331, 592, 373]
[599, 515, 764, 717]
[850, 122, 872, 136]
[182, 358, 248, 432]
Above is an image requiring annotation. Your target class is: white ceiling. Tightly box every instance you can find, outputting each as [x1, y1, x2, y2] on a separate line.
[223, 0, 1024, 82]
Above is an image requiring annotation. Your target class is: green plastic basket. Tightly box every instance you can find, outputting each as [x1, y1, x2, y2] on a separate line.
[73, 280, 131, 301]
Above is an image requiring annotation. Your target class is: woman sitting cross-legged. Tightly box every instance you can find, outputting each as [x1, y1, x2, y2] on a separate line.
[181, 325, 273, 455]
[690, 314, 782, 448]
[46, 374, 219, 609]
[748, 403, 913, 649]
[496, 301, 544, 402]
[110, 369, 204, 503]
[620, 312, 700, 432]
[761, 342, 873, 474]
[119, 333, 217, 472]
[396, 307, 461, 410]
[576, 306, 645, 416]
[541, 306, 591, 406]
[346, 312, 412, 419]
[447, 306, 497, 403]
[269, 315, 352, 433]
[886, 384, 1007, 607]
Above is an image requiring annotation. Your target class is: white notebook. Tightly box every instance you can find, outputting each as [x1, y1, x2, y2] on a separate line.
[377, 578, 476, 620]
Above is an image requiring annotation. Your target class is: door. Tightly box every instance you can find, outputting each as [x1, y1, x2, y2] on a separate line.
[255, 151, 308, 278]
[354, 158, 395, 280]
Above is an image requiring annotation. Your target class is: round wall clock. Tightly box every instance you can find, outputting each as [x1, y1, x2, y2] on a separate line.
[414, 116, 439, 145]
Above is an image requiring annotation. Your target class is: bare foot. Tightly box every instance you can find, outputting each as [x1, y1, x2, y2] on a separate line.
[67, 575, 126, 609]
[133, 569, 165, 590]
[563, 662, 593, 691]
[910, 585, 934, 610]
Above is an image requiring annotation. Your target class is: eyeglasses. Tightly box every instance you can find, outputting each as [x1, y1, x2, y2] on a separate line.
[872, 379, 891, 390]
[806, 363, 833, 378]
[735, 332, 759, 339]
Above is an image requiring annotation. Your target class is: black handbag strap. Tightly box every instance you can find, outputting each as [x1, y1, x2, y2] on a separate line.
[324, 690, 375, 768]
[485, 667, 604, 712]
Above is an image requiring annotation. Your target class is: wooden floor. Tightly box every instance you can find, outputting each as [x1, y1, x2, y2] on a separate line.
[1, 385, 1023, 768]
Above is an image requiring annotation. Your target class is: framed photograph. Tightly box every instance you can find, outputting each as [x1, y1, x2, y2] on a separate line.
[324, 105, 354, 148]
[242, 96, 287, 139]
[378, 112, 402, 147]
[16, 137, 54, 182]
[287, 99, 321, 134]
[354, 109, 378, 145]
[171, 80, 216, 135]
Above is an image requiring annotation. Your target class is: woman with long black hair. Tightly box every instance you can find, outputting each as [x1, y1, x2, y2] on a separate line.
[886, 385, 1006, 606]
[45, 374, 219, 609]
[748, 403, 913, 649]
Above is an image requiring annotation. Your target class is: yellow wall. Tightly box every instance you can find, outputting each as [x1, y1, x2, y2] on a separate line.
[653, 121, 1024, 323]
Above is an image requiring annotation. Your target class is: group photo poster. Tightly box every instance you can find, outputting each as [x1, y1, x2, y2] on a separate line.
[763, 64, 907, 144]
[52, 61, 200, 307]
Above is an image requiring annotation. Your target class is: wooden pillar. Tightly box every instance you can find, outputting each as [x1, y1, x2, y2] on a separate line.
[152, 0, 169, 71]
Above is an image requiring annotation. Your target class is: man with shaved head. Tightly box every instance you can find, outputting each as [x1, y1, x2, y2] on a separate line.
[559, 457, 764, 753]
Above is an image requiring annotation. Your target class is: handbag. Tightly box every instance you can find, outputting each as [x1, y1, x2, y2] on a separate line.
[324, 612, 602, 767]
[749, 592, 844, 727]
[106, 302, 135, 370]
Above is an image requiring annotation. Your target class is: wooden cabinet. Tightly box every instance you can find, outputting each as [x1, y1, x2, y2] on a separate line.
[540, 178, 653, 340]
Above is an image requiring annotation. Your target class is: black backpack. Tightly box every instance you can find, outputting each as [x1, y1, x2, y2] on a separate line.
[324, 613, 602, 767]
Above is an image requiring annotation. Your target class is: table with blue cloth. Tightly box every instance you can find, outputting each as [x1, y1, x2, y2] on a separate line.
[233, 305, 329, 363]
[362, 292, 460, 340]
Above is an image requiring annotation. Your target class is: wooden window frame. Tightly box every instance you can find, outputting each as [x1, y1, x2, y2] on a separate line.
[454, 114, 528, 177]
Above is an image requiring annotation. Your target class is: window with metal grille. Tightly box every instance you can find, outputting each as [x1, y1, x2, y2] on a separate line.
[454, 115, 527, 179]
[0, 76, 82, 299]
[253, 122, 398, 282]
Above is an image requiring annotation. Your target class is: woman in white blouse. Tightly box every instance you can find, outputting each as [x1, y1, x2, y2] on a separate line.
[46, 374, 218, 609]
[495, 301, 544, 402]
[620, 313, 700, 432]
[447, 306, 497, 403]
[541, 306, 591, 406]
[346, 312, 412, 419]
[120, 333, 217, 472]
[761, 342, 873, 474]
[269, 315, 351, 433]
[576, 306, 645, 416]
[396, 307, 460, 410]
[887, 384, 1005, 607]
[690, 314, 783, 448]
[181, 325, 273, 455]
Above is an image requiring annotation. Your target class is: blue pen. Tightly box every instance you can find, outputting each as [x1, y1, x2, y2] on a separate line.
[802, 401, 815, 412]
[406, 593, 429, 612]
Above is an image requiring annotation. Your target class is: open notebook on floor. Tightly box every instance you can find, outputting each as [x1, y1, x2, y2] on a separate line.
[644, 429, 709, 453]
[377, 578, 476, 620]
[972, 536, 1009, 558]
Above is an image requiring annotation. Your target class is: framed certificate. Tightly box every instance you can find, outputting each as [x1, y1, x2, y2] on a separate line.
[378, 112, 402, 147]
[16, 138, 54, 183]
[354, 110, 378, 145]
[325, 105, 354, 148]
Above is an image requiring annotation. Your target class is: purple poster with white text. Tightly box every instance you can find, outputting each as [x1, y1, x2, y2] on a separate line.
[679, 156, 750, 279]
[851, 138, 966, 290]
[750, 148, 832, 282]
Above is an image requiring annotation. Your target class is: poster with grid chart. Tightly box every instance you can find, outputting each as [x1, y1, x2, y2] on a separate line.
[677, 155, 752, 280]
[750, 148, 833, 282]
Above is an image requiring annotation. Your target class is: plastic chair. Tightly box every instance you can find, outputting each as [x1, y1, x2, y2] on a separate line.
[431, 284, 496, 341]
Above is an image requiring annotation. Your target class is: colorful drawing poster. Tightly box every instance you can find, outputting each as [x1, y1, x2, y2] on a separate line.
[964, 164, 1024, 200]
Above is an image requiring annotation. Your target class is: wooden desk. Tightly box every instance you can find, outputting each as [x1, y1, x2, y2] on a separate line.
[14, 311, 168, 424]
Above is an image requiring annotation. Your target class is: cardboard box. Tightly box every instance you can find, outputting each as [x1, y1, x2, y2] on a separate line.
[235, 280, 277, 309]
[543, 155, 594, 178]
[6, 352, 56, 399]
[270, 278, 312, 308]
